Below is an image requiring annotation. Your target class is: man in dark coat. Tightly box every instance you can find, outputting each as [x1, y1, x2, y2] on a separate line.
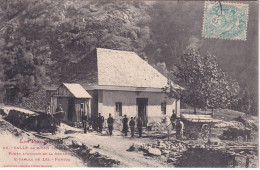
[107, 113, 114, 136]
[97, 113, 104, 133]
[176, 119, 184, 140]
[137, 117, 143, 138]
[129, 117, 135, 137]
[122, 115, 128, 136]
[170, 110, 177, 129]
[82, 114, 88, 134]
[55, 104, 63, 126]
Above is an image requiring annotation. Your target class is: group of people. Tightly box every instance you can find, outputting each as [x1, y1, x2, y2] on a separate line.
[46, 103, 183, 139]
[45, 102, 63, 126]
[93, 111, 183, 139]
[122, 115, 143, 138]
[95, 113, 144, 138]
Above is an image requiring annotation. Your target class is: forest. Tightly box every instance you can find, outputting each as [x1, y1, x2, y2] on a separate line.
[0, 0, 258, 115]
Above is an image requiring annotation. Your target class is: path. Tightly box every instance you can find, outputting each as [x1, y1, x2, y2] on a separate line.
[41, 124, 170, 167]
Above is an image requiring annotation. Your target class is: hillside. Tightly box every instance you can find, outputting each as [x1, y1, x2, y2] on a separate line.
[0, 0, 258, 115]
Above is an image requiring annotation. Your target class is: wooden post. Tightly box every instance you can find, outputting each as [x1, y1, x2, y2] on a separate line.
[246, 157, 250, 168]
[232, 155, 236, 167]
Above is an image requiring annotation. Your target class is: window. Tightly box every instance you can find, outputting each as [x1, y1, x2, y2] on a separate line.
[161, 102, 166, 115]
[115, 102, 122, 116]
[80, 103, 84, 109]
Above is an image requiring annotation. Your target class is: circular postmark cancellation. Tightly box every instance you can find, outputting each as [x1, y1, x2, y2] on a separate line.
[202, 2, 249, 41]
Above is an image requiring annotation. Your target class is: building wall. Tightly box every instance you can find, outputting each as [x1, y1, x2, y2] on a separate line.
[74, 98, 90, 122]
[87, 90, 98, 119]
[96, 90, 180, 119]
[46, 90, 56, 105]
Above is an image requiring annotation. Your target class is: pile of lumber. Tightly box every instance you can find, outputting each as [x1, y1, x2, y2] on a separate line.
[181, 114, 221, 123]
[0, 106, 56, 132]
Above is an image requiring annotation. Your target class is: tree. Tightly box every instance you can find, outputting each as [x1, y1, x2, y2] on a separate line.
[0, 0, 152, 104]
[147, 1, 257, 116]
[166, 48, 240, 113]
[162, 78, 182, 100]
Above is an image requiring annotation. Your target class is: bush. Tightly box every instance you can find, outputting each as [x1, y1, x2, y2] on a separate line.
[17, 89, 46, 111]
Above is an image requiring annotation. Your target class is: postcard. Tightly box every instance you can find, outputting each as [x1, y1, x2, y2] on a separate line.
[0, 0, 258, 168]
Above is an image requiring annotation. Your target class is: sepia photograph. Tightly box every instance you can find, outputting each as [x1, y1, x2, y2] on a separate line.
[0, 0, 258, 168]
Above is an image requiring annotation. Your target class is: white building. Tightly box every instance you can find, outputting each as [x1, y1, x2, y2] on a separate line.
[46, 48, 182, 126]
[85, 48, 181, 125]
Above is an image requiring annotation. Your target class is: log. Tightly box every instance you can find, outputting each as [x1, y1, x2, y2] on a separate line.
[226, 146, 257, 150]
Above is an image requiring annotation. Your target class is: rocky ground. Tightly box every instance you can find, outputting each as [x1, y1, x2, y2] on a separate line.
[0, 106, 258, 167]
[0, 115, 85, 167]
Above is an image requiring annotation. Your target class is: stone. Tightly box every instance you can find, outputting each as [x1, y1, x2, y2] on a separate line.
[127, 144, 136, 152]
[72, 140, 82, 147]
[161, 150, 171, 155]
[160, 155, 167, 161]
[159, 142, 167, 148]
[94, 144, 100, 148]
[164, 141, 170, 146]
[81, 143, 87, 149]
[167, 157, 176, 163]
[101, 131, 108, 135]
[141, 144, 148, 151]
[89, 149, 96, 154]
[171, 145, 178, 151]
[148, 147, 161, 156]
[157, 140, 163, 145]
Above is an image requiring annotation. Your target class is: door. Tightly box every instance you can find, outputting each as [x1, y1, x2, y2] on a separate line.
[136, 98, 148, 126]
[115, 102, 122, 116]
[80, 103, 85, 120]
[68, 98, 74, 121]
[56, 97, 68, 120]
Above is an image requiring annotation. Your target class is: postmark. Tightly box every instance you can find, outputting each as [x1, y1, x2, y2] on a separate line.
[202, 2, 249, 41]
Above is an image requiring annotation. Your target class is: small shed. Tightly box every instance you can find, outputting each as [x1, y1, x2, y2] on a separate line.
[50, 83, 92, 122]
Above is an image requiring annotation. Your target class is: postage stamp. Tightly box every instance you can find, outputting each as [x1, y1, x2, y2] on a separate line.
[202, 2, 249, 41]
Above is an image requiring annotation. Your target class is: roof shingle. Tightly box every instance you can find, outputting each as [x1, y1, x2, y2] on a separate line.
[63, 83, 92, 98]
[96, 48, 179, 89]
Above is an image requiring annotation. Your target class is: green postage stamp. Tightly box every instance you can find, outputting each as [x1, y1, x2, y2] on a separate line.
[202, 2, 249, 41]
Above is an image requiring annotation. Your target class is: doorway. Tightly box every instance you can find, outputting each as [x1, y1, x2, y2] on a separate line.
[136, 98, 148, 126]
[68, 98, 74, 121]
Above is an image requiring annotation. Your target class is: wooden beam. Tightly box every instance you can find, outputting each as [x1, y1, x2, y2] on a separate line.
[84, 85, 164, 92]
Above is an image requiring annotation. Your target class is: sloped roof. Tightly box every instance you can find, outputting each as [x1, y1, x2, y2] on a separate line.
[63, 83, 92, 98]
[96, 48, 180, 89]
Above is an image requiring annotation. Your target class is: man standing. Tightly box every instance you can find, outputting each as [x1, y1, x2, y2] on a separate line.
[170, 110, 177, 129]
[45, 102, 51, 115]
[176, 119, 184, 140]
[55, 104, 63, 126]
[97, 113, 104, 133]
[107, 113, 114, 136]
[122, 115, 128, 136]
[129, 117, 135, 137]
[82, 114, 88, 134]
[137, 117, 143, 138]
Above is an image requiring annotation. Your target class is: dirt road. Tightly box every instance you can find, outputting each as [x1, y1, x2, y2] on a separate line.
[0, 116, 170, 167]
[39, 124, 170, 167]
